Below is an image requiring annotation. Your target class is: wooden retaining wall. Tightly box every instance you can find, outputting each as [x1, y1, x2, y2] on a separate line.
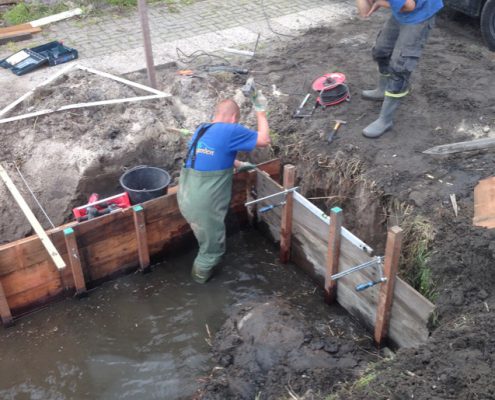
[0, 160, 280, 320]
[254, 169, 435, 348]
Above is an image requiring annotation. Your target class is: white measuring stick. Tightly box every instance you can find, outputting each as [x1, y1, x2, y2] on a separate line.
[0, 165, 66, 270]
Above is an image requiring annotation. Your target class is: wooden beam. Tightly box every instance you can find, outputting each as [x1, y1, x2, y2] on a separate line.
[29, 8, 83, 27]
[325, 207, 342, 304]
[374, 226, 404, 346]
[0, 165, 66, 270]
[0, 281, 13, 327]
[137, 0, 157, 89]
[280, 164, 295, 263]
[132, 205, 150, 272]
[63, 228, 86, 296]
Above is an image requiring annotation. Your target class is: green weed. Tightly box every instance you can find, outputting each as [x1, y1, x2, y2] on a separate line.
[2, 2, 70, 25]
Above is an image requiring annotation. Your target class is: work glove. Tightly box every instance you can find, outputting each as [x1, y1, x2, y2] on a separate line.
[252, 90, 268, 112]
[236, 161, 257, 173]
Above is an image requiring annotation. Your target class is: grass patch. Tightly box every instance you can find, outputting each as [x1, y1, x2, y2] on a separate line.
[2, 2, 70, 25]
[387, 200, 437, 301]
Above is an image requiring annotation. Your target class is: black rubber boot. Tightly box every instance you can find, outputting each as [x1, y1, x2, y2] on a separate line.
[361, 74, 388, 101]
[362, 96, 401, 138]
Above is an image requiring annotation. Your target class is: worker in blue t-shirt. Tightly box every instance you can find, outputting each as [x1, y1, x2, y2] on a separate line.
[361, 0, 443, 138]
[177, 95, 271, 283]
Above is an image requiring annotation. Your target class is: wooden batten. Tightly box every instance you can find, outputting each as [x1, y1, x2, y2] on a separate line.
[0, 281, 13, 327]
[132, 205, 151, 272]
[255, 170, 435, 348]
[325, 207, 342, 304]
[63, 227, 87, 296]
[0, 159, 281, 321]
[280, 165, 295, 263]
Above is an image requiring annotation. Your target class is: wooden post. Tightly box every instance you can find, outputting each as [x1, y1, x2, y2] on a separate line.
[138, 0, 157, 89]
[246, 169, 257, 225]
[0, 281, 13, 327]
[133, 205, 150, 272]
[280, 164, 295, 263]
[63, 228, 87, 296]
[374, 225, 404, 346]
[0, 165, 66, 270]
[325, 207, 343, 304]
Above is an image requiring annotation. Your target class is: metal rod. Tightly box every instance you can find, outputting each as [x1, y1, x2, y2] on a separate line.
[331, 256, 384, 281]
[14, 164, 55, 229]
[138, 0, 157, 89]
[245, 186, 299, 207]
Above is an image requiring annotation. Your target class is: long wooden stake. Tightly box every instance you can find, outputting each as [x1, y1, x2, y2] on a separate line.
[374, 225, 403, 346]
[325, 207, 342, 304]
[133, 205, 150, 272]
[138, 0, 157, 89]
[0, 165, 66, 270]
[280, 165, 295, 263]
[63, 228, 86, 296]
[0, 281, 13, 327]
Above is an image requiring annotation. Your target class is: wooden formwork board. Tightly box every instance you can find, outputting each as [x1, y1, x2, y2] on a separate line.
[255, 170, 435, 348]
[0, 160, 280, 319]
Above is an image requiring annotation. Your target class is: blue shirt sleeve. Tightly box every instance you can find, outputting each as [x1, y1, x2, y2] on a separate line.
[229, 124, 258, 152]
[389, 0, 407, 14]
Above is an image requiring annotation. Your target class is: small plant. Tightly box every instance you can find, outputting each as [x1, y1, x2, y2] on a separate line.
[3, 2, 70, 25]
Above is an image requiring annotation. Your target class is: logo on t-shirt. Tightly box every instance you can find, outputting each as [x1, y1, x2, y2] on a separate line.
[196, 141, 215, 156]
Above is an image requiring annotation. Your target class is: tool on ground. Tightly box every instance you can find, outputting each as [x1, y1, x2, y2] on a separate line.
[330, 256, 387, 292]
[73, 192, 131, 222]
[205, 65, 249, 74]
[14, 163, 55, 228]
[245, 186, 300, 207]
[311, 72, 350, 107]
[327, 119, 347, 143]
[292, 94, 319, 118]
[259, 201, 286, 213]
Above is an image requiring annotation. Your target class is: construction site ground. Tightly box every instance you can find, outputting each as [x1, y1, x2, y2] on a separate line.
[1, 0, 495, 399]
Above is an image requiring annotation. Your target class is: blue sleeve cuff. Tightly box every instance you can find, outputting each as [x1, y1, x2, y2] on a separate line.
[389, 0, 407, 13]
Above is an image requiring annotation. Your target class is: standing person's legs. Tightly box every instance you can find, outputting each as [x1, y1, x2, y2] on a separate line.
[362, 16, 400, 100]
[363, 16, 436, 138]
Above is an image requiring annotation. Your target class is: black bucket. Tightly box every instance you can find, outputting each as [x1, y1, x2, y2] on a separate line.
[119, 165, 171, 205]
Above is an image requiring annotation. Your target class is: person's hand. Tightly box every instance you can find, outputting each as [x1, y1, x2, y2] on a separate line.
[366, 0, 390, 16]
[252, 90, 268, 112]
[236, 161, 257, 173]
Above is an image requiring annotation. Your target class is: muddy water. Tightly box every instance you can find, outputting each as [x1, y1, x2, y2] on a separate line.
[0, 229, 356, 400]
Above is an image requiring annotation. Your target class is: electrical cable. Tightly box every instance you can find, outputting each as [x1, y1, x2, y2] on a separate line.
[259, 0, 297, 38]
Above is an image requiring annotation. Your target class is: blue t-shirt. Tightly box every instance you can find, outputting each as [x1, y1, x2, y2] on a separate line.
[184, 122, 258, 171]
[389, 0, 443, 24]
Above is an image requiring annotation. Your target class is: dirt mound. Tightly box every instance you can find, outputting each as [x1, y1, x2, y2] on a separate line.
[195, 298, 378, 400]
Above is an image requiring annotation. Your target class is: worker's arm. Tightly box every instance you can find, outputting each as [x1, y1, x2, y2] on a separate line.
[255, 111, 271, 147]
[366, 0, 415, 16]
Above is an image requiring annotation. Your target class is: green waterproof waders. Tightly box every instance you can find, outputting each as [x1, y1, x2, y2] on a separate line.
[177, 167, 234, 283]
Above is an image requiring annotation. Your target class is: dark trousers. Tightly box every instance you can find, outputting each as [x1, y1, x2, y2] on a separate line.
[372, 15, 435, 94]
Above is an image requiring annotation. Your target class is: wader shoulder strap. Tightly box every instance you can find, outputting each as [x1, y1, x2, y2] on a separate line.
[184, 123, 213, 169]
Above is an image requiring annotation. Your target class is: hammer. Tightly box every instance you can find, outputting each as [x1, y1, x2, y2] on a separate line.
[327, 119, 347, 143]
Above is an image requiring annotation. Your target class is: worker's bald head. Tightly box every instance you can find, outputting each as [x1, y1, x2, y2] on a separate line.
[213, 99, 240, 123]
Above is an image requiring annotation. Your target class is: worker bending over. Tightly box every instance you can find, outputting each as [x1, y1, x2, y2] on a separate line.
[360, 0, 443, 138]
[177, 94, 270, 283]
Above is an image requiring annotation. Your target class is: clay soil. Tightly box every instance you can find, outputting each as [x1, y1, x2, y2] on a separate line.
[1, 7, 495, 400]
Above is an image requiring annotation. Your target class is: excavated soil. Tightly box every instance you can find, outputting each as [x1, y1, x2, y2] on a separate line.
[1, 7, 494, 400]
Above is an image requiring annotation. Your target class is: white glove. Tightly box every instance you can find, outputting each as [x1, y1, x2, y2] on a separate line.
[252, 90, 268, 112]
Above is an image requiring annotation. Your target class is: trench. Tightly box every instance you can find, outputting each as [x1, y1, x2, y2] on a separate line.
[0, 228, 377, 399]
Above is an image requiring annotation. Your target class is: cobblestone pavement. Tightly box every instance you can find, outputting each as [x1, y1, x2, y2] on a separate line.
[0, 0, 354, 102]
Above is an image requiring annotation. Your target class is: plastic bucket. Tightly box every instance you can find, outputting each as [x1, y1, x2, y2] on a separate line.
[119, 165, 171, 205]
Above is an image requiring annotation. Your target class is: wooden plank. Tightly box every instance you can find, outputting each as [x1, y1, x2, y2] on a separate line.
[280, 165, 295, 263]
[137, 0, 157, 88]
[29, 8, 83, 28]
[132, 205, 150, 272]
[325, 207, 342, 304]
[63, 228, 86, 295]
[0, 23, 34, 35]
[0, 165, 66, 270]
[473, 177, 495, 228]
[0, 281, 13, 327]
[374, 226, 403, 346]
[255, 171, 435, 348]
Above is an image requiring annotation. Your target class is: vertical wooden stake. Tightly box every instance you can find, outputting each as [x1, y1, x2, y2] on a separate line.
[374, 225, 404, 347]
[0, 281, 13, 327]
[133, 205, 150, 272]
[246, 169, 257, 225]
[64, 228, 87, 296]
[138, 0, 157, 89]
[280, 164, 295, 263]
[325, 207, 343, 304]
